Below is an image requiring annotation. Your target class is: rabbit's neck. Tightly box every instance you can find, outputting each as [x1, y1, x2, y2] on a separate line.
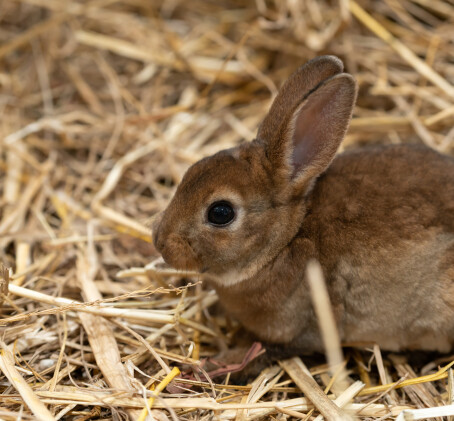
[214, 236, 322, 347]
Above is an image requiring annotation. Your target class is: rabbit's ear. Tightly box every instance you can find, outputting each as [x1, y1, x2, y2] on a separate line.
[258, 56, 343, 144]
[262, 72, 357, 194]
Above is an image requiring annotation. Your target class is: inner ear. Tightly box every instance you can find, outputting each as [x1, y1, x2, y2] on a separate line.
[288, 74, 357, 180]
[291, 99, 326, 175]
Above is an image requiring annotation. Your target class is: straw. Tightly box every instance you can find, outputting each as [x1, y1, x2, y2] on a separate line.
[0, 342, 55, 421]
[137, 366, 181, 421]
[1, 0, 454, 418]
[306, 260, 349, 395]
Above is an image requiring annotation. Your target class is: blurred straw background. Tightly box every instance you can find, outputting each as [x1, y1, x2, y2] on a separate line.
[1, 0, 454, 420]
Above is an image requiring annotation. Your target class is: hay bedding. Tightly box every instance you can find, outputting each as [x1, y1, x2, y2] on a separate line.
[0, 0, 454, 419]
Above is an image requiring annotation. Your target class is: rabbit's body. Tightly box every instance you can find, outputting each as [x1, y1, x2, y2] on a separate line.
[153, 56, 454, 354]
[216, 144, 454, 352]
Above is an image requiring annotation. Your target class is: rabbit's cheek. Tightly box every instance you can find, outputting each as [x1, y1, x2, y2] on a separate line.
[160, 233, 202, 271]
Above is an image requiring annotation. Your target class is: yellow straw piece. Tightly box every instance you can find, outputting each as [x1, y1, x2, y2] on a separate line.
[359, 360, 454, 396]
[137, 367, 181, 421]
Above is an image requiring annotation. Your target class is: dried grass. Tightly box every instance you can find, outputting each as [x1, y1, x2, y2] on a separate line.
[1, 0, 454, 420]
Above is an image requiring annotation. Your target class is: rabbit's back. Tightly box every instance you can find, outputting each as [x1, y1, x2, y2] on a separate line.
[305, 144, 454, 351]
[311, 144, 454, 234]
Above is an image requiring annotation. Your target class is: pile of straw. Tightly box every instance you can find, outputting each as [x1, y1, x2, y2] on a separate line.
[1, 0, 454, 419]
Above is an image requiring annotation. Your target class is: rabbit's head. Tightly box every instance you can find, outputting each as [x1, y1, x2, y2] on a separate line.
[152, 56, 357, 284]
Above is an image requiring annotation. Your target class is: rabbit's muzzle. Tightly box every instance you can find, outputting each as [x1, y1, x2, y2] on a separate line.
[152, 214, 202, 271]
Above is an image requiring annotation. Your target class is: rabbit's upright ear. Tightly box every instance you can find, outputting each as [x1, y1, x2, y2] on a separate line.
[258, 59, 357, 195]
[258, 56, 344, 143]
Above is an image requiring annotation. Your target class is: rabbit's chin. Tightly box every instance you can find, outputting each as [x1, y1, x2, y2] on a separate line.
[208, 269, 249, 286]
[206, 261, 266, 287]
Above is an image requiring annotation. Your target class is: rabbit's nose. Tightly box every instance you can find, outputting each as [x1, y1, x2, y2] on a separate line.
[153, 230, 163, 252]
[151, 212, 164, 251]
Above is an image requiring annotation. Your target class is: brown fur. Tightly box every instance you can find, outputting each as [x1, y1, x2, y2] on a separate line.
[153, 56, 454, 354]
[216, 145, 454, 352]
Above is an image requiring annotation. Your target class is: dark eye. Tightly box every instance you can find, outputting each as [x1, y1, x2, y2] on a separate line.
[207, 201, 235, 226]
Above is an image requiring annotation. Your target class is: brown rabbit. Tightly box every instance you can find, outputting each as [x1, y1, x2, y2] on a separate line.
[152, 56, 454, 354]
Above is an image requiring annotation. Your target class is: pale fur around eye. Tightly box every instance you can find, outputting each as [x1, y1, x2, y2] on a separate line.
[201, 191, 244, 230]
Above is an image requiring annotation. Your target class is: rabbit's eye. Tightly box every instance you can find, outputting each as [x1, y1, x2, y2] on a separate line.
[207, 201, 235, 226]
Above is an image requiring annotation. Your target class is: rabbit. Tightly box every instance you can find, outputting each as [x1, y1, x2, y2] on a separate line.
[152, 56, 454, 355]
